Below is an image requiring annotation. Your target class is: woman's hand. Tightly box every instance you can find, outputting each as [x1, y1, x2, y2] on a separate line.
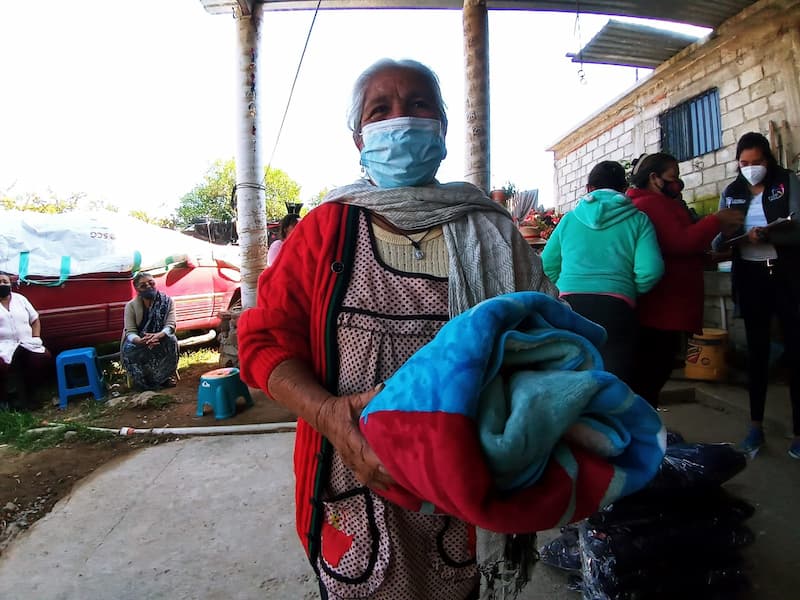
[747, 227, 767, 243]
[317, 387, 394, 491]
[140, 332, 165, 348]
[716, 208, 745, 235]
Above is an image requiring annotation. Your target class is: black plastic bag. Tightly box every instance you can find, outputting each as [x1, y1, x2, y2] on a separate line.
[579, 551, 749, 600]
[665, 430, 685, 446]
[591, 487, 755, 529]
[640, 443, 746, 494]
[579, 519, 754, 596]
[539, 525, 581, 572]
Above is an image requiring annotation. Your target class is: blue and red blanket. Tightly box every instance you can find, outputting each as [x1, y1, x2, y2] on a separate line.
[360, 292, 666, 533]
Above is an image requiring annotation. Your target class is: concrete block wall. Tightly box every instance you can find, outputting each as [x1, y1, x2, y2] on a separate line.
[549, 0, 800, 214]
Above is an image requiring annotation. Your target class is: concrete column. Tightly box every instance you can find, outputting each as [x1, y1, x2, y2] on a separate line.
[235, 3, 267, 309]
[783, 26, 800, 169]
[463, 0, 490, 193]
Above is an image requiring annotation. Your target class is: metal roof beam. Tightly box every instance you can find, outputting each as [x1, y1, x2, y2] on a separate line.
[248, 0, 755, 29]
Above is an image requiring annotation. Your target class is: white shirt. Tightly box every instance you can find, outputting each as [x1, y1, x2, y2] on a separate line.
[741, 192, 778, 262]
[267, 239, 284, 267]
[0, 292, 46, 364]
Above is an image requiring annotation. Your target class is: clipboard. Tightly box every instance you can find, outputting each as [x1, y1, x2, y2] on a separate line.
[723, 212, 795, 245]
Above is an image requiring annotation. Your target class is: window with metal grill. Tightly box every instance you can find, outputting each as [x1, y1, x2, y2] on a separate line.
[659, 89, 722, 162]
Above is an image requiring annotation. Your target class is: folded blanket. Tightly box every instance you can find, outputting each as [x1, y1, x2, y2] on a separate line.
[360, 292, 666, 533]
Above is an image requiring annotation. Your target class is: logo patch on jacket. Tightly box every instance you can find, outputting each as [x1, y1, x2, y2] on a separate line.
[725, 197, 747, 207]
[768, 184, 785, 202]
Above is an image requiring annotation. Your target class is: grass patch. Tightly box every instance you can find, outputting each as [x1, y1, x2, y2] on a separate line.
[178, 348, 219, 371]
[0, 410, 114, 452]
[0, 411, 40, 446]
[148, 394, 174, 409]
[80, 398, 109, 420]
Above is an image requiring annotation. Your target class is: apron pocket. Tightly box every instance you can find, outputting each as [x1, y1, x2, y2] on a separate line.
[429, 517, 478, 582]
[318, 487, 390, 598]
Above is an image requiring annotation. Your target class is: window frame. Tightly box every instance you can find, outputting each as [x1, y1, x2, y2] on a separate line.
[659, 89, 722, 162]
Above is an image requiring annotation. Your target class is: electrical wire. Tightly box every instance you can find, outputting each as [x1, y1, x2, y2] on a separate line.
[266, 0, 323, 171]
[574, 0, 586, 85]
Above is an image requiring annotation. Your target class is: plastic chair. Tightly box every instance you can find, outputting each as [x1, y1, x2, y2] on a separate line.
[56, 347, 105, 409]
[196, 367, 253, 419]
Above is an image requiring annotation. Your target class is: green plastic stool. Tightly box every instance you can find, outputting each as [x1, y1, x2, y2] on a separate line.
[196, 367, 253, 419]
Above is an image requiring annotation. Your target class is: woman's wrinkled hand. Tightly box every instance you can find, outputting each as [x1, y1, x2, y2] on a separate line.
[317, 386, 394, 491]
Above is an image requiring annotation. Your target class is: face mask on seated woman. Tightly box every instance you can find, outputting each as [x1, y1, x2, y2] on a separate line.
[359, 116, 447, 188]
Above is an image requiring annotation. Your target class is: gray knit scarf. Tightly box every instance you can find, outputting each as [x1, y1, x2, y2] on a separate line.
[324, 179, 557, 598]
[323, 180, 556, 317]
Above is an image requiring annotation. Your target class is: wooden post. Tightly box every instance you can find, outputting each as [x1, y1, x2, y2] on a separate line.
[463, 0, 490, 193]
[235, 2, 267, 309]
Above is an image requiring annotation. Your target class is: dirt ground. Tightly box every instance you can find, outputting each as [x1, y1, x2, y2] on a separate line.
[0, 351, 294, 554]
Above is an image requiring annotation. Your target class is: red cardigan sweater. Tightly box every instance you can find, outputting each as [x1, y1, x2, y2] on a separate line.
[238, 202, 361, 566]
[627, 188, 720, 333]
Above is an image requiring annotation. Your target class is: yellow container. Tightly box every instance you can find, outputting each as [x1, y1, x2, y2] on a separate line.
[685, 328, 728, 381]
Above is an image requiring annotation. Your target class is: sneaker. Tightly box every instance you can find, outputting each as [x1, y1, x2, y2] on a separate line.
[789, 440, 800, 460]
[738, 427, 765, 455]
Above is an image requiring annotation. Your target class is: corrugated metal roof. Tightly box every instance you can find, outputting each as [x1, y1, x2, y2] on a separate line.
[567, 20, 700, 69]
[226, 1, 758, 29]
[199, 0, 252, 15]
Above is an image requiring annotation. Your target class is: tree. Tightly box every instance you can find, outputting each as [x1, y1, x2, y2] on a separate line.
[175, 159, 302, 225]
[175, 159, 237, 226]
[264, 167, 302, 220]
[129, 210, 175, 229]
[300, 187, 333, 216]
[0, 190, 119, 214]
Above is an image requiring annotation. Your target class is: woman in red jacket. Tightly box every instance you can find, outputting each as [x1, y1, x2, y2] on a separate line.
[626, 153, 743, 407]
[237, 59, 557, 600]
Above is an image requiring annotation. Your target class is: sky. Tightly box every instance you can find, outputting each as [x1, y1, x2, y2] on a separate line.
[0, 1, 708, 216]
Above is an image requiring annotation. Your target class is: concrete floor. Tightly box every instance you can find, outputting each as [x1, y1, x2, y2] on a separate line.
[0, 434, 319, 600]
[0, 382, 798, 599]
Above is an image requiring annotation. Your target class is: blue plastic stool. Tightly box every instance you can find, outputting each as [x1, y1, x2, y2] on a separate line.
[196, 367, 253, 419]
[56, 347, 105, 409]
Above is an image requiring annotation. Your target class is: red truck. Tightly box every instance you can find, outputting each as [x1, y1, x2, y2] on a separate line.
[17, 258, 241, 353]
[2, 211, 242, 353]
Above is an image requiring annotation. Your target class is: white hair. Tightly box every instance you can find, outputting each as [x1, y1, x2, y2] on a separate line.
[348, 59, 448, 135]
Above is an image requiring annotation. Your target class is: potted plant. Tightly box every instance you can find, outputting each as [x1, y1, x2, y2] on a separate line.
[520, 208, 561, 243]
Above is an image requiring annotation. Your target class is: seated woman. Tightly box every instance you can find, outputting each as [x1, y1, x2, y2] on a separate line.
[0, 271, 51, 409]
[121, 272, 179, 390]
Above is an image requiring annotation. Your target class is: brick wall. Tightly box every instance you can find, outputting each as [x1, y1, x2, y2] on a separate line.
[550, 0, 800, 214]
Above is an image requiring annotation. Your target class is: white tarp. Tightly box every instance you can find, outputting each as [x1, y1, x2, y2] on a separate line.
[0, 210, 240, 279]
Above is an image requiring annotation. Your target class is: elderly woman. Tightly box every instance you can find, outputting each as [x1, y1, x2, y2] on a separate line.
[239, 59, 557, 599]
[121, 272, 179, 390]
[0, 272, 51, 409]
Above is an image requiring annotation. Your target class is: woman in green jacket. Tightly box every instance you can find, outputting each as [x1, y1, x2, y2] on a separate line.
[542, 161, 664, 387]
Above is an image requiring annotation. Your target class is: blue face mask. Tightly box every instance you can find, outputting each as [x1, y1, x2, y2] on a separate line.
[140, 287, 157, 300]
[359, 117, 447, 188]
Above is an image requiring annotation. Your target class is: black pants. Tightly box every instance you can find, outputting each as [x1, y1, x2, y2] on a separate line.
[565, 294, 638, 389]
[630, 327, 683, 408]
[735, 260, 800, 435]
[0, 347, 52, 409]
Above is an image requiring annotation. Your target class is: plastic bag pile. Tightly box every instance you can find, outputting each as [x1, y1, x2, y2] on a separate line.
[539, 434, 753, 599]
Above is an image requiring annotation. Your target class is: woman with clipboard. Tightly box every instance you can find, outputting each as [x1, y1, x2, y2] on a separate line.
[718, 132, 800, 458]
